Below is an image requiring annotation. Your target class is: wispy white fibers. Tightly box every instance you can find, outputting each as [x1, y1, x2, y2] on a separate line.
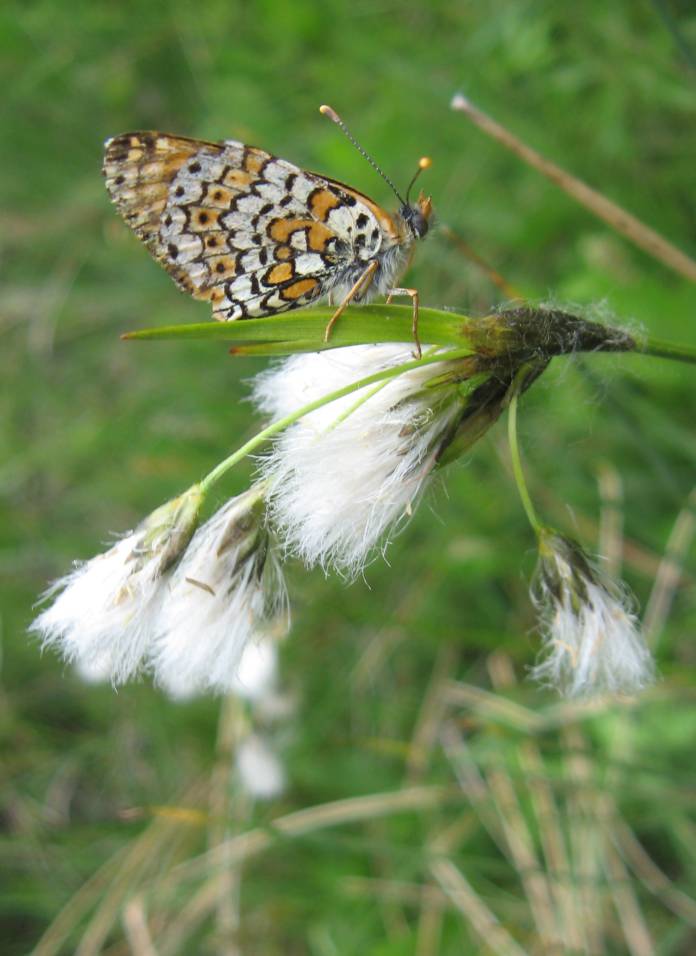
[235, 732, 286, 800]
[232, 639, 292, 800]
[73, 653, 114, 685]
[228, 636, 278, 701]
[152, 486, 288, 697]
[253, 345, 467, 575]
[531, 530, 655, 698]
[30, 486, 203, 683]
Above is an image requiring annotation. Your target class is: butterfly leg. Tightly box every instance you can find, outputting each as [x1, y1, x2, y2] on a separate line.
[324, 259, 379, 343]
[385, 287, 421, 359]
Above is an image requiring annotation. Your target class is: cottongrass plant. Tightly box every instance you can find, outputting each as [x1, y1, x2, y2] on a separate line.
[22, 89, 696, 956]
[31, 303, 693, 698]
[506, 378, 655, 698]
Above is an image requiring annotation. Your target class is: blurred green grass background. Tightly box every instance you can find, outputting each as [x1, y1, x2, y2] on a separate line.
[1, 1, 695, 953]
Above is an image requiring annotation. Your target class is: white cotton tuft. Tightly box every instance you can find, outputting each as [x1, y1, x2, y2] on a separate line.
[152, 488, 289, 697]
[162, 639, 280, 704]
[531, 531, 655, 698]
[235, 733, 286, 800]
[30, 486, 203, 684]
[31, 533, 166, 683]
[252, 345, 465, 574]
[73, 652, 115, 685]
[228, 637, 279, 701]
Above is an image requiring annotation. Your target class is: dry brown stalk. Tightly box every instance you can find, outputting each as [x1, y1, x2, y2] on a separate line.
[643, 485, 696, 646]
[603, 842, 655, 956]
[122, 897, 159, 956]
[451, 94, 696, 283]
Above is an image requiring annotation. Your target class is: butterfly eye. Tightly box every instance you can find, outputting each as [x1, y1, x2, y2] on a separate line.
[401, 205, 429, 239]
[412, 212, 429, 238]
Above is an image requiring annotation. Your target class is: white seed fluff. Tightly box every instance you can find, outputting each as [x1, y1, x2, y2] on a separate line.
[30, 488, 203, 684]
[531, 537, 655, 698]
[228, 637, 279, 702]
[73, 652, 116, 685]
[30, 531, 166, 684]
[253, 345, 464, 575]
[235, 733, 286, 800]
[152, 492, 288, 697]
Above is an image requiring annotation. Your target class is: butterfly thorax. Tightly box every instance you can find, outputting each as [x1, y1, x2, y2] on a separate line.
[326, 193, 433, 306]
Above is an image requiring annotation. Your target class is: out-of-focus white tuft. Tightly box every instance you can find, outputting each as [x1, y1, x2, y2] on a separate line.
[235, 732, 286, 800]
[30, 486, 203, 684]
[252, 345, 466, 575]
[152, 487, 289, 697]
[228, 636, 278, 701]
[531, 530, 655, 698]
[73, 652, 114, 685]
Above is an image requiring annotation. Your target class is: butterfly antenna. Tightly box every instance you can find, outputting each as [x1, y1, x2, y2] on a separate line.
[405, 156, 432, 204]
[320, 104, 406, 205]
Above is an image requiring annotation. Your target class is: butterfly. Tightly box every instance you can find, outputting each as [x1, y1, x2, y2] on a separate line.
[102, 105, 432, 353]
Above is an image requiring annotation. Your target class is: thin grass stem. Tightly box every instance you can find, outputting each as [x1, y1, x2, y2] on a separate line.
[430, 858, 529, 956]
[507, 370, 542, 535]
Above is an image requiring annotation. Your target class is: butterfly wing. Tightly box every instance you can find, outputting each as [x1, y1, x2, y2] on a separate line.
[103, 132, 398, 321]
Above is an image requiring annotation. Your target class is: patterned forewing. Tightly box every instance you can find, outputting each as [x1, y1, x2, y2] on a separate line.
[103, 132, 393, 321]
[103, 132, 221, 296]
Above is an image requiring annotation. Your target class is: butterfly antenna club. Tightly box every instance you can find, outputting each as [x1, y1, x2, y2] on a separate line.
[405, 156, 432, 204]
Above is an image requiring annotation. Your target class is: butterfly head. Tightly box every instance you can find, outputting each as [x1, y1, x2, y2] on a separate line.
[400, 192, 433, 240]
[399, 156, 433, 240]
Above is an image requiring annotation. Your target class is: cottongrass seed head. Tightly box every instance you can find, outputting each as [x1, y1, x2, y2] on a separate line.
[30, 485, 203, 684]
[227, 635, 279, 702]
[235, 732, 286, 801]
[531, 529, 655, 698]
[152, 485, 289, 697]
[252, 345, 471, 575]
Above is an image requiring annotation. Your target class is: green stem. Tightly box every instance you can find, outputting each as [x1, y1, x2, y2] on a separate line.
[635, 336, 696, 366]
[325, 346, 443, 433]
[507, 369, 541, 535]
[326, 379, 391, 432]
[199, 347, 473, 494]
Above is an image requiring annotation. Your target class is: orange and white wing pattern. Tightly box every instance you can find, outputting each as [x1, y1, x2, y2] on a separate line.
[103, 132, 405, 321]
